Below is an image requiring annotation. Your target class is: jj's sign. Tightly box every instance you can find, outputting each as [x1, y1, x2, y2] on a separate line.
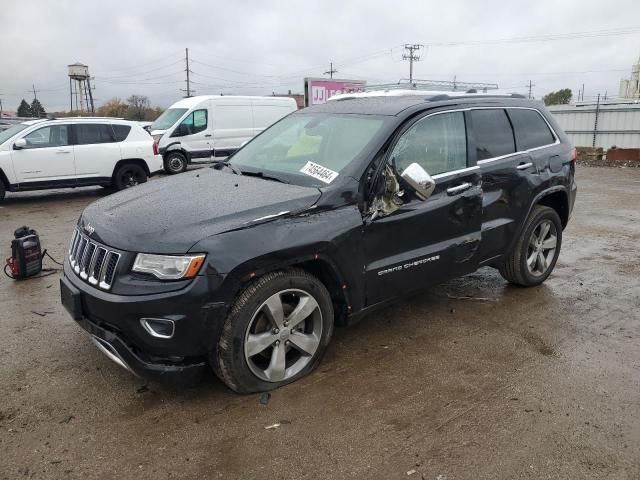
[304, 78, 366, 106]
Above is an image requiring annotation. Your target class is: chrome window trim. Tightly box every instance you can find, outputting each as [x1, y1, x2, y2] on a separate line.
[431, 165, 479, 180]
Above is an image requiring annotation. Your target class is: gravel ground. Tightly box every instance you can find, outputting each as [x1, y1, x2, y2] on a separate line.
[0, 166, 638, 480]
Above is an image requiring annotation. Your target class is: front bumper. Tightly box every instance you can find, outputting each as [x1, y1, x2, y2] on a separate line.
[61, 263, 228, 384]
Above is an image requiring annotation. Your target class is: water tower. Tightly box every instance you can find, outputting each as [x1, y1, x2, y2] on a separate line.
[68, 63, 95, 113]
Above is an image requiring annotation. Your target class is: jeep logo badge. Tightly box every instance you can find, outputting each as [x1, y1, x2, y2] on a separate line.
[83, 224, 95, 235]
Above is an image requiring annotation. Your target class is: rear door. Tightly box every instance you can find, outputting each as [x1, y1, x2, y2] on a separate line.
[469, 108, 534, 262]
[10, 123, 75, 184]
[506, 107, 559, 174]
[363, 110, 483, 305]
[72, 123, 122, 182]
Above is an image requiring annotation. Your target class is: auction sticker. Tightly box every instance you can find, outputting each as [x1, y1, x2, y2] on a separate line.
[300, 161, 339, 184]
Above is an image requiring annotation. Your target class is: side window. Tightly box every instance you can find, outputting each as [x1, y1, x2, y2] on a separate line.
[391, 111, 467, 175]
[111, 125, 132, 142]
[469, 109, 515, 160]
[176, 109, 208, 135]
[508, 109, 555, 150]
[76, 124, 114, 145]
[22, 125, 70, 149]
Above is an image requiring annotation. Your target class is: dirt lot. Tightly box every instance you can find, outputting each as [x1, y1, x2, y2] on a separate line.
[1, 166, 638, 480]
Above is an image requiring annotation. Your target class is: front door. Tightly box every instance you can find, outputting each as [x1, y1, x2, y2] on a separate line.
[363, 110, 483, 306]
[11, 124, 75, 185]
[174, 108, 211, 160]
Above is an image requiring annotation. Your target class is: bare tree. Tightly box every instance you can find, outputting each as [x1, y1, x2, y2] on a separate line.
[126, 94, 151, 121]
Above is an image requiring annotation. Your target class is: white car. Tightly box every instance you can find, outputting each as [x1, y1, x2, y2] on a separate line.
[0, 118, 163, 201]
[150, 95, 297, 174]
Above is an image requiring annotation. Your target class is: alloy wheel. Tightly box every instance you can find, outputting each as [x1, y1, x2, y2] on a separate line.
[526, 219, 558, 276]
[244, 289, 323, 382]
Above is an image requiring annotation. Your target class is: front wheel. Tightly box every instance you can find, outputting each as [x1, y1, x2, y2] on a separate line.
[499, 205, 562, 286]
[113, 163, 147, 190]
[163, 152, 187, 174]
[212, 269, 334, 393]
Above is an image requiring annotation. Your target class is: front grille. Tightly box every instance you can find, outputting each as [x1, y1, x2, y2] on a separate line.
[68, 228, 121, 290]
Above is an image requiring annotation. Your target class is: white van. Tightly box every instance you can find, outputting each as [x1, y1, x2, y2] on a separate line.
[150, 95, 297, 174]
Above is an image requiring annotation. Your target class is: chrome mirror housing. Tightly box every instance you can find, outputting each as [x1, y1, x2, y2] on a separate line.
[400, 162, 435, 200]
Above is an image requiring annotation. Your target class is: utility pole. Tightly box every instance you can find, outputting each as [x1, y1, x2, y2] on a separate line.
[32, 84, 38, 101]
[0, 97, 3, 119]
[528, 80, 535, 99]
[402, 44, 423, 84]
[592, 93, 600, 148]
[453, 75, 457, 91]
[184, 47, 192, 97]
[581, 83, 585, 102]
[324, 62, 338, 79]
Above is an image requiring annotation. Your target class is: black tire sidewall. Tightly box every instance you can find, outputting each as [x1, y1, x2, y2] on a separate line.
[517, 207, 562, 286]
[215, 271, 334, 393]
[164, 152, 187, 174]
[114, 164, 147, 190]
[0, 182, 5, 202]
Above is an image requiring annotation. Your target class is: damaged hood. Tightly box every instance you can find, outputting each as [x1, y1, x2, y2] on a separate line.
[80, 168, 321, 253]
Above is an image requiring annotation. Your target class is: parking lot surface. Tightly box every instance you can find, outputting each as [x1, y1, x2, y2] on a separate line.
[1, 166, 639, 480]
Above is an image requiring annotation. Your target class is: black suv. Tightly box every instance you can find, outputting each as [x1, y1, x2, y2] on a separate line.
[60, 93, 577, 393]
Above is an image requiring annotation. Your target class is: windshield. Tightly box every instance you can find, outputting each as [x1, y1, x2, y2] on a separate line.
[230, 113, 386, 187]
[150, 108, 188, 131]
[0, 123, 29, 146]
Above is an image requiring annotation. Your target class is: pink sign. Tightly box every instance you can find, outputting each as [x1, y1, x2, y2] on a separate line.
[307, 80, 366, 105]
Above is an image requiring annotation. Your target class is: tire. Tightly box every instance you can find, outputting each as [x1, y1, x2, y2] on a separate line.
[0, 182, 5, 202]
[212, 269, 334, 393]
[113, 163, 147, 190]
[163, 152, 187, 174]
[499, 205, 562, 286]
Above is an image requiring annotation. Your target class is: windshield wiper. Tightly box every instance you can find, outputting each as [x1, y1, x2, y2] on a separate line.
[240, 170, 289, 184]
[211, 159, 242, 175]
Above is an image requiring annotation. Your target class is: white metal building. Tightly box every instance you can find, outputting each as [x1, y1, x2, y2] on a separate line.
[548, 103, 640, 149]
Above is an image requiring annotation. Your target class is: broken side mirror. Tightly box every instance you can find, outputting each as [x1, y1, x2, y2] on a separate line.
[400, 162, 435, 200]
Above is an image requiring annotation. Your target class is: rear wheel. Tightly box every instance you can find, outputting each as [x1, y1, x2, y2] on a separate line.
[499, 205, 562, 286]
[163, 152, 187, 174]
[0, 182, 5, 202]
[113, 163, 147, 190]
[212, 269, 334, 393]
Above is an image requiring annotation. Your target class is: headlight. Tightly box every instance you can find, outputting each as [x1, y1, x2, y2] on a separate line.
[132, 253, 206, 280]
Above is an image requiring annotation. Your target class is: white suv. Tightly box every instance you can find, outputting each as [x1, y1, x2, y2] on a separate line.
[0, 118, 163, 201]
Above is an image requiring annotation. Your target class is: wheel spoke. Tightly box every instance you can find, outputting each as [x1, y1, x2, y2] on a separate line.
[539, 222, 550, 241]
[289, 331, 320, 356]
[527, 250, 537, 268]
[537, 251, 547, 272]
[262, 293, 285, 328]
[286, 295, 319, 329]
[542, 234, 557, 250]
[265, 342, 286, 381]
[529, 234, 538, 249]
[246, 332, 277, 357]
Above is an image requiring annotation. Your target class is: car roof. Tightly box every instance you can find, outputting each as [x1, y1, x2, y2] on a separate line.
[303, 93, 540, 117]
[23, 118, 144, 127]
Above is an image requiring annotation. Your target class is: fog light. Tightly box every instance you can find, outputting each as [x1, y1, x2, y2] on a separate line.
[140, 318, 175, 339]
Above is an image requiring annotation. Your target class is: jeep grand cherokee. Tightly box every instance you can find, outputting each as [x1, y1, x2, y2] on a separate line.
[60, 92, 577, 393]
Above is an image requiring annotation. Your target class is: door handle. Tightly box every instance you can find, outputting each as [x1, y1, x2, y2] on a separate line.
[204, 134, 212, 138]
[446, 182, 472, 195]
[516, 162, 533, 170]
[56, 150, 71, 154]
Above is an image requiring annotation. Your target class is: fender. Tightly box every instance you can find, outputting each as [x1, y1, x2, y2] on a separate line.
[506, 185, 569, 254]
[159, 141, 190, 160]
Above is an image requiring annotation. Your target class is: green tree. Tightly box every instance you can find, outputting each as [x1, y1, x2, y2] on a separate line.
[30, 98, 46, 118]
[543, 88, 572, 106]
[17, 99, 32, 117]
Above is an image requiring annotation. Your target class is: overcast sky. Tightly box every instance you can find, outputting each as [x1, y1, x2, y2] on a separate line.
[1, 0, 640, 112]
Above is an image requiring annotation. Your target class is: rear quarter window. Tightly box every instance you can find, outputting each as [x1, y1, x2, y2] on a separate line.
[507, 108, 556, 150]
[112, 125, 132, 142]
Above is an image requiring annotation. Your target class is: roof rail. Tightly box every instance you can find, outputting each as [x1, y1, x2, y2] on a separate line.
[428, 92, 527, 102]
